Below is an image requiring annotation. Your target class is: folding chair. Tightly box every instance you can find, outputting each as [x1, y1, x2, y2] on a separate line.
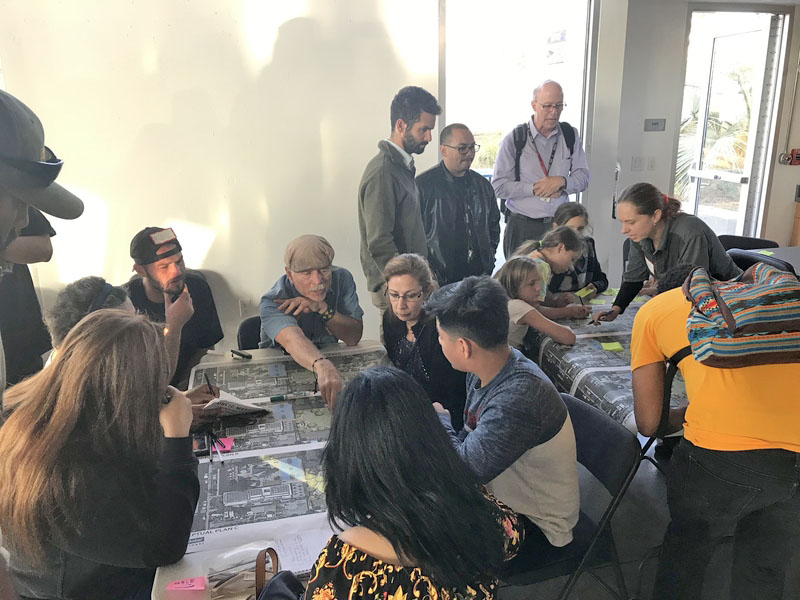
[237, 315, 262, 350]
[501, 393, 642, 599]
[717, 234, 778, 251]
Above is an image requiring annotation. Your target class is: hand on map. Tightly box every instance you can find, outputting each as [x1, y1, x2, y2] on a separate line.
[160, 385, 193, 438]
[275, 297, 325, 316]
[315, 359, 343, 409]
[533, 176, 566, 199]
[164, 287, 194, 330]
[566, 304, 592, 319]
[592, 305, 621, 325]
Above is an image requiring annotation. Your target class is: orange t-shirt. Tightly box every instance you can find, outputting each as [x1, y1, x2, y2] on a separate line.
[631, 288, 800, 452]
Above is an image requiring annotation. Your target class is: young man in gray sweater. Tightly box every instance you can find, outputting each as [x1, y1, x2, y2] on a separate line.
[426, 276, 579, 548]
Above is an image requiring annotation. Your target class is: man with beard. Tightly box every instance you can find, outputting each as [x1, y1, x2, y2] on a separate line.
[125, 226, 223, 388]
[0, 88, 85, 600]
[417, 123, 501, 285]
[259, 234, 363, 408]
[358, 85, 441, 315]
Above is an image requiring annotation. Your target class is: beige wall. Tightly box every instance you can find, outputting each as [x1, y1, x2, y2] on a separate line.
[2, 0, 439, 345]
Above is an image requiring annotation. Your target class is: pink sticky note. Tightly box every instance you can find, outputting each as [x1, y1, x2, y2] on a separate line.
[213, 438, 234, 453]
[166, 576, 206, 591]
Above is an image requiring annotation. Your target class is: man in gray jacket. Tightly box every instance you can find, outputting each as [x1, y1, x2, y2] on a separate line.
[358, 86, 441, 314]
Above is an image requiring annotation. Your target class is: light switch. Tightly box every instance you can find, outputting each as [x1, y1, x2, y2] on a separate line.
[644, 118, 666, 132]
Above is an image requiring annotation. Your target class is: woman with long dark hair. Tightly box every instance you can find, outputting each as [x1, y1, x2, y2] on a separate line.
[382, 253, 466, 428]
[593, 182, 741, 323]
[306, 367, 523, 600]
[0, 309, 198, 600]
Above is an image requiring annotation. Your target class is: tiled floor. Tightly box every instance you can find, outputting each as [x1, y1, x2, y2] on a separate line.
[498, 439, 800, 600]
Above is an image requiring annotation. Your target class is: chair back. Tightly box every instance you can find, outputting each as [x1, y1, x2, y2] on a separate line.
[561, 393, 640, 497]
[726, 248, 797, 277]
[238, 315, 262, 350]
[718, 234, 778, 251]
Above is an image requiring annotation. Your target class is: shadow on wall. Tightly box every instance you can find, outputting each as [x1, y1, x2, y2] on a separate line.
[11, 0, 413, 346]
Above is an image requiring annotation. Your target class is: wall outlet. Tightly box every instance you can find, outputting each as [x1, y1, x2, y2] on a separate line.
[647, 156, 656, 170]
[631, 156, 644, 171]
[238, 299, 250, 317]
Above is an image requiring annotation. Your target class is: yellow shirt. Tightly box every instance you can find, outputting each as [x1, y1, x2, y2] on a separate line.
[631, 288, 800, 452]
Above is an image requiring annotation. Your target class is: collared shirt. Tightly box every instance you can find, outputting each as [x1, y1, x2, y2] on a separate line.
[258, 266, 364, 348]
[623, 213, 742, 283]
[384, 139, 414, 171]
[491, 117, 589, 219]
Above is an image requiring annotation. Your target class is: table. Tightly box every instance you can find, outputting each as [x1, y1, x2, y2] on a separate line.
[152, 341, 387, 600]
[527, 296, 688, 434]
[752, 246, 800, 273]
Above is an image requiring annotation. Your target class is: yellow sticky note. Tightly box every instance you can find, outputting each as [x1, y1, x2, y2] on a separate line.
[575, 286, 594, 298]
[601, 342, 624, 351]
[633, 296, 647, 302]
[757, 250, 774, 256]
[601, 287, 618, 297]
[589, 299, 608, 305]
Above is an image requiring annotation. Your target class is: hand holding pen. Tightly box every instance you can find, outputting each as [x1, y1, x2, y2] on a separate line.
[160, 385, 193, 438]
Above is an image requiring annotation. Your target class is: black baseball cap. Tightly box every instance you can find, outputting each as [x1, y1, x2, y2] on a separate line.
[130, 226, 183, 265]
[0, 90, 84, 220]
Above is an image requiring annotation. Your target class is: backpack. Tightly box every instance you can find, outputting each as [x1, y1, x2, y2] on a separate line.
[682, 263, 800, 368]
[653, 262, 800, 439]
[499, 122, 576, 219]
[512, 121, 576, 182]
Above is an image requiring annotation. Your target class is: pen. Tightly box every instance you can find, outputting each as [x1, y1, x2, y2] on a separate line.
[267, 391, 317, 402]
[204, 373, 214, 395]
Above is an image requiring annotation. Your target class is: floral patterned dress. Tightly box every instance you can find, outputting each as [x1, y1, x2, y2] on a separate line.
[304, 498, 523, 600]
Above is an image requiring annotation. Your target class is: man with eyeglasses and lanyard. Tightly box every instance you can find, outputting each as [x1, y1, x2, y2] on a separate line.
[492, 80, 589, 257]
[0, 89, 85, 600]
[259, 235, 364, 408]
[417, 123, 501, 285]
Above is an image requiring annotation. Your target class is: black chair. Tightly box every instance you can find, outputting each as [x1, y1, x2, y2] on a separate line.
[726, 248, 797, 277]
[718, 234, 779, 251]
[237, 316, 261, 350]
[501, 393, 642, 599]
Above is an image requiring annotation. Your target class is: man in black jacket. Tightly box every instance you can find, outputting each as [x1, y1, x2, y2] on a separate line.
[417, 123, 500, 285]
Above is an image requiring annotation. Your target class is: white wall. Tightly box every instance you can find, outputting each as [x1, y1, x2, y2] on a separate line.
[1, 0, 440, 346]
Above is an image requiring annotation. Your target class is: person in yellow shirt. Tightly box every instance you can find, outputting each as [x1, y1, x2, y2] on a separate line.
[630, 265, 800, 600]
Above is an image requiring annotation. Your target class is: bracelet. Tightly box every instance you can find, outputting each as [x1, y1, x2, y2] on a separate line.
[311, 357, 327, 375]
[319, 306, 335, 322]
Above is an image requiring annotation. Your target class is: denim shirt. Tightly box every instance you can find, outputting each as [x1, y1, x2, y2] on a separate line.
[258, 266, 363, 348]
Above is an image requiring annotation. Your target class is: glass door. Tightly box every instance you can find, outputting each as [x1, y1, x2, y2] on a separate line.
[675, 12, 786, 235]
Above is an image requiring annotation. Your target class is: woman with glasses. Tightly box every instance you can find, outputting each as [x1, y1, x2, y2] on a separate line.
[306, 366, 523, 600]
[0, 310, 198, 600]
[382, 254, 466, 428]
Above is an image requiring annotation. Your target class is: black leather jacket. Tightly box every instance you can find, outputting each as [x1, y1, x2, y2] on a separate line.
[417, 162, 501, 285]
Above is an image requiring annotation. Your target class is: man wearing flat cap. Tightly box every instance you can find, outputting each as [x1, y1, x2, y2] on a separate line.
[125, 226, 223, 388]
[0, 89, 85, 599]
[259, 234, 364, 407]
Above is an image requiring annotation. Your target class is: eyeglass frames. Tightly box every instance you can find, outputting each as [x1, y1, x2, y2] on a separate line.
[442, 143, 480, 155]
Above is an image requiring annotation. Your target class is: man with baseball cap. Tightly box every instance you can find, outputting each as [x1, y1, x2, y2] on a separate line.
[259, 234, 364, 407]
[125, 226, 223, 388]
[0, 89, 85, 599]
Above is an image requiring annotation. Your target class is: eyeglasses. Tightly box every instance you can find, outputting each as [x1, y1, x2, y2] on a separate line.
[538, 102, 566, 112]
[443, 143, 480, 155]
[386, 289, 425, 302]
[0, 146, 63, 186]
